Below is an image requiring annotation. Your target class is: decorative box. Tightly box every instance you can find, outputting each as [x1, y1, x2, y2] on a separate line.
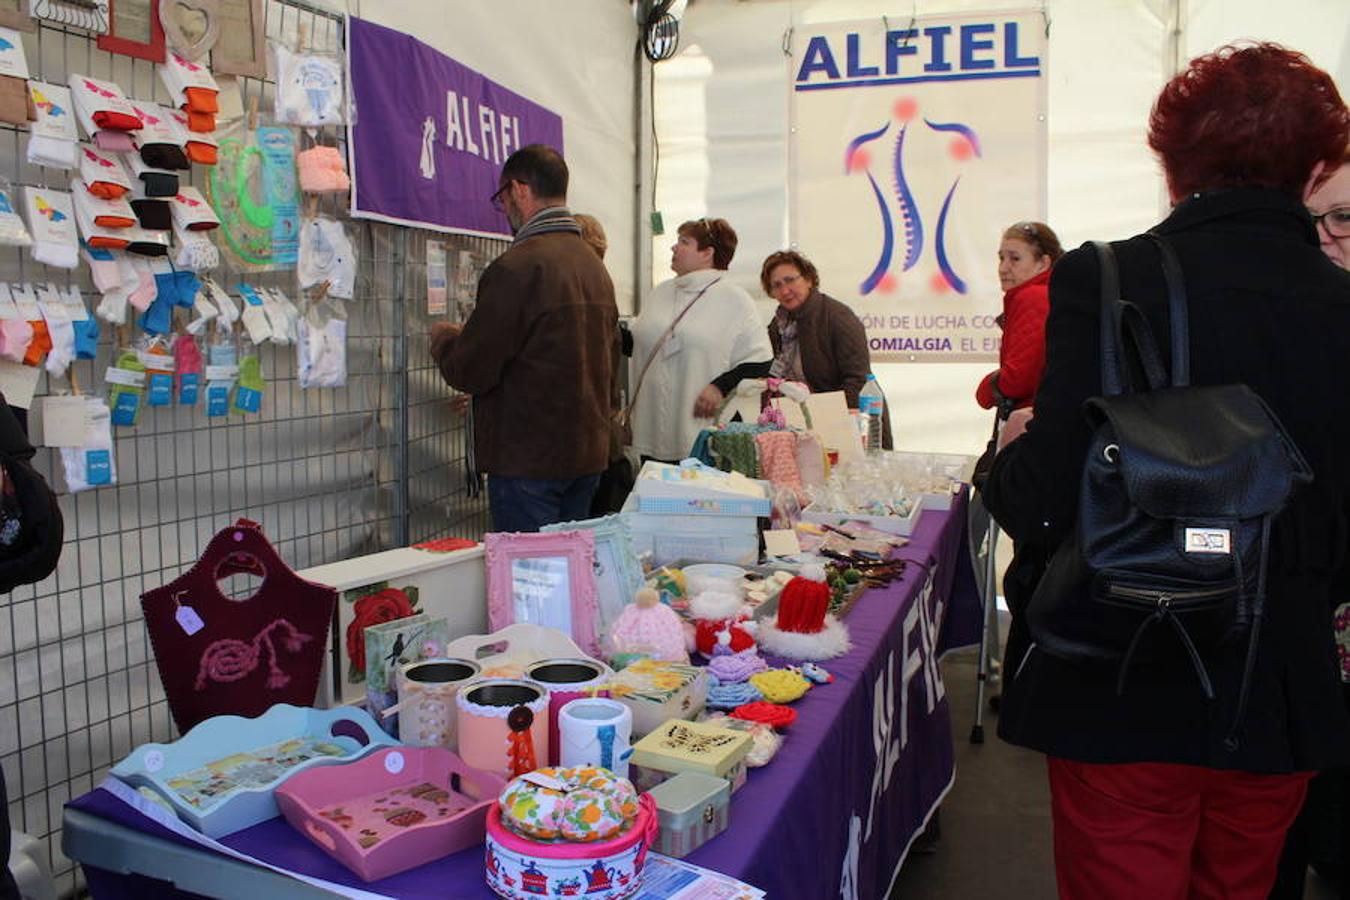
[485, 793, 658, 900]
[275, 746, 506, 882]
[365, 613, 454, 736]
[110, 704, 397, 838]
[647, 772, 730, 858]
[605, 659, 708, 738]
[628, 719, 753, 793]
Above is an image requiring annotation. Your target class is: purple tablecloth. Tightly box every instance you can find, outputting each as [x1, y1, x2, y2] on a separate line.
[67, 495, 982, 900]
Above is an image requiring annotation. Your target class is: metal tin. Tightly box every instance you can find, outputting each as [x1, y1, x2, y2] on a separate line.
[396, 657, 481, 750]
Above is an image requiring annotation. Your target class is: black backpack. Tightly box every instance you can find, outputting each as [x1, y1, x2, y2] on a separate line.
[1025, 234, 1312, 749]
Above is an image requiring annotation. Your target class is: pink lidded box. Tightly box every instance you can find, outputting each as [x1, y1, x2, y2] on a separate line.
[485, 794, 659, 900]
[275, 746, 506, 882]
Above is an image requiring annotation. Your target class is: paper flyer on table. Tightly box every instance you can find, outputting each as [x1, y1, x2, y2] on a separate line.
[632, 853, 765, 899]
[95, 777, 393, 900]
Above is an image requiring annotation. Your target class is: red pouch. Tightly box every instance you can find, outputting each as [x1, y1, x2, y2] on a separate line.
[141, 519, 337, 733]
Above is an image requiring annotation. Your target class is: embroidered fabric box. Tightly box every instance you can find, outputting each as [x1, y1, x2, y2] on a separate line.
[647, 772, 730, 858]
[628, 719, 752, 793]
[606, 659, 708, 738]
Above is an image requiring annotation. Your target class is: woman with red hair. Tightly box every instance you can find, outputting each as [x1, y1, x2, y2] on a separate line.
[981, 43, 1350, 899]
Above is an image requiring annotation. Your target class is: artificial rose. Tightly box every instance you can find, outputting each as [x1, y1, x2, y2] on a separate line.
[345, 587, 416, 677]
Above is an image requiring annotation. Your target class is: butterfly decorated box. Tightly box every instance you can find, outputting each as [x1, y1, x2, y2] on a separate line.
[605, 659, 708, 739]
[628, 719, 752, 793]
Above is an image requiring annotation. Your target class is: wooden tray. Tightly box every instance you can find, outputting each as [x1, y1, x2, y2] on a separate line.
[110, 703, 397, 838]
[276, 746, 505, 882]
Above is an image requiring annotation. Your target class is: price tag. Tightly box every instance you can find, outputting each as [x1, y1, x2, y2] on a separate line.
[175, 605, 205, 635]
[383, 751, 405, 774]
[104, 367, 146, 388]
[205, 365, 238, 381]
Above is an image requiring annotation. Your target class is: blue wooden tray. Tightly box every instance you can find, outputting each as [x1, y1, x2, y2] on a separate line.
[110, 703, 398, 838]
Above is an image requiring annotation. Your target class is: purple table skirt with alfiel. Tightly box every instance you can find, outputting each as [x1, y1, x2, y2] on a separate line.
[66, 494, 983, 899]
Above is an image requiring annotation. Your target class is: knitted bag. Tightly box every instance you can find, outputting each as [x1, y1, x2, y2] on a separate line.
[141, 519, 336, 733]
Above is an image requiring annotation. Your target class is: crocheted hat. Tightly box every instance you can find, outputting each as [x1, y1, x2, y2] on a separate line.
[756, 564, 851, 661]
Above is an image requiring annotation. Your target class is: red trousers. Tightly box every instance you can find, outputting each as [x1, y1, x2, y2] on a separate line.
[1047, 757, 1311, 900]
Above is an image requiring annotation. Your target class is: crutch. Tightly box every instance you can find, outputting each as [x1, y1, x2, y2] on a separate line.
[969, 403, 1011, 744]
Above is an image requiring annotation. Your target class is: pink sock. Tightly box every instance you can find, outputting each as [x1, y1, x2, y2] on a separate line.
[0, 319, 33, 363]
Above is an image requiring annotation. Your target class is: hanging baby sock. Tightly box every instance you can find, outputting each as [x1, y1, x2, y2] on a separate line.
[0, 319, 32, 364]
[129, 102, 189, 171]
[126, 257, 157, 312]
[184, 289, 217, 335]
[203, 278, 238, 328]
[22, 187, 78, 269]
[297, 302, 347, 389]
[80, 144, 131, 199]
[38, 285, 75, 377]
[27, 82, 77, 169]
[297, 146, 349, 194]
[59, 284, 98, 360]
[272, 44, 345, 127]
[69, 76, 142, 133]
[232, 352, 263, 413]
[93, 130, 135, 152]
[236, 284, 272, 344]
[205, 340, 236, 417]
[106, 349, 146, 426]
[174, 334, 202, 404]
[82, 242, 121, 292]
[59, 398, 115, 492]
[123, 226, 169, 257]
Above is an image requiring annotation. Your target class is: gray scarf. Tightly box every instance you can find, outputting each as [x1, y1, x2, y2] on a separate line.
[513, 206, 581, 245]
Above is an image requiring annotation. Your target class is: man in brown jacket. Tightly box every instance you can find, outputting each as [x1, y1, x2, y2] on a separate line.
[430, 145, 618, 532]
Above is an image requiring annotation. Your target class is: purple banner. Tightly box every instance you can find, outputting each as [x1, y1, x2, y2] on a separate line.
[346, 17, 565, 237]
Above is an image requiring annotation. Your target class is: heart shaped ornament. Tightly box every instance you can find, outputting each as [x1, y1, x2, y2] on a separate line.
[159, 0, 220, 61]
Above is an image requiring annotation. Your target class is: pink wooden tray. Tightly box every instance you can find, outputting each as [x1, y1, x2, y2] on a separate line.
[275, 746, 506, 882]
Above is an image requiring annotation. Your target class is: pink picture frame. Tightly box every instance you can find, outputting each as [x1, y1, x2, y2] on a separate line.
[485, 530, 600, 658]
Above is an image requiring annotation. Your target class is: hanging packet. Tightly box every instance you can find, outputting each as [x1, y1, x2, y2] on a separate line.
[297, 297, 347, 389]
[297, 216, 355, 299]
[174, 333, 202, 405]
[0, 284, 31, 364]
[37, 283, 74, 377]
[232, 342, 264, 414]
[0, 182, 31, 247]
[106, 349, 146, 426]
[59, 397, 115, 492]
[205, 336, 236, 417]
[22, 186, 77, 268]
[27, 81, 77, 169]
[140, 336, 175, 406]
[62, 284, 97, 359]
[235, 283, 273, 344]
[12, 283, 48, 368]
[272, 43, 346, 127]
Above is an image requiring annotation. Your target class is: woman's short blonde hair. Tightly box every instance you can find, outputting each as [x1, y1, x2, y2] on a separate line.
[574, 213, 607, 260]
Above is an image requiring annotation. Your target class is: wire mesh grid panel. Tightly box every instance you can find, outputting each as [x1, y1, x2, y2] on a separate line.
[0, 1, 500, 894]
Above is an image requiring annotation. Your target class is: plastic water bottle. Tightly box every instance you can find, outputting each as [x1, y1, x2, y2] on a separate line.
[859, 374, 886, 454]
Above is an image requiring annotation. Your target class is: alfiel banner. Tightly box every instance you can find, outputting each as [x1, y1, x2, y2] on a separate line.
[790, 11, 1047, 362]
[346, 17, 564, 238]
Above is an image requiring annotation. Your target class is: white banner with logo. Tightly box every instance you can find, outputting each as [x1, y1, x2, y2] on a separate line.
[790, 10, 1047, 362]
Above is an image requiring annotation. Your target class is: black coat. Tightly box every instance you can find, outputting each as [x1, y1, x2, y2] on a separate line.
[985, 189, 1350, 773]
[0, 397, 61, 593]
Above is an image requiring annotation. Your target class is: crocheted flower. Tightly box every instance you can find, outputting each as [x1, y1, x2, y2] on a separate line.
[344, 587, 416, 677]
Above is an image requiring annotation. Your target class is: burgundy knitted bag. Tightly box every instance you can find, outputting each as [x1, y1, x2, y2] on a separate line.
[141, 519, 337, 733]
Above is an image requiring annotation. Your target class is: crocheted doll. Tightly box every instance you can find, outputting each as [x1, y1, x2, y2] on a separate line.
[607, 587, 689, 663]
[689, 588, 757, 657]
[757, 564, 850, 660]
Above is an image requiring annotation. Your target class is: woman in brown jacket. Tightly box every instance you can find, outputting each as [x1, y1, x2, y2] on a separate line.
[761, 250, 892, 448]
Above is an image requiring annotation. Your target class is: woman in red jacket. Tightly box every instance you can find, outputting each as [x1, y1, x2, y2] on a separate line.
[975, 221, 1064, 414]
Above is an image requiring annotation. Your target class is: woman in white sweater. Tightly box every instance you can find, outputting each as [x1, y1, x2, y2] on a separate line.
[629, 217, 773, 463]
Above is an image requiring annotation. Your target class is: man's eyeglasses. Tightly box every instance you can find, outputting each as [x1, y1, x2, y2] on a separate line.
[1312, 206, 1350, 239]
[489, 181, 515, 213]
